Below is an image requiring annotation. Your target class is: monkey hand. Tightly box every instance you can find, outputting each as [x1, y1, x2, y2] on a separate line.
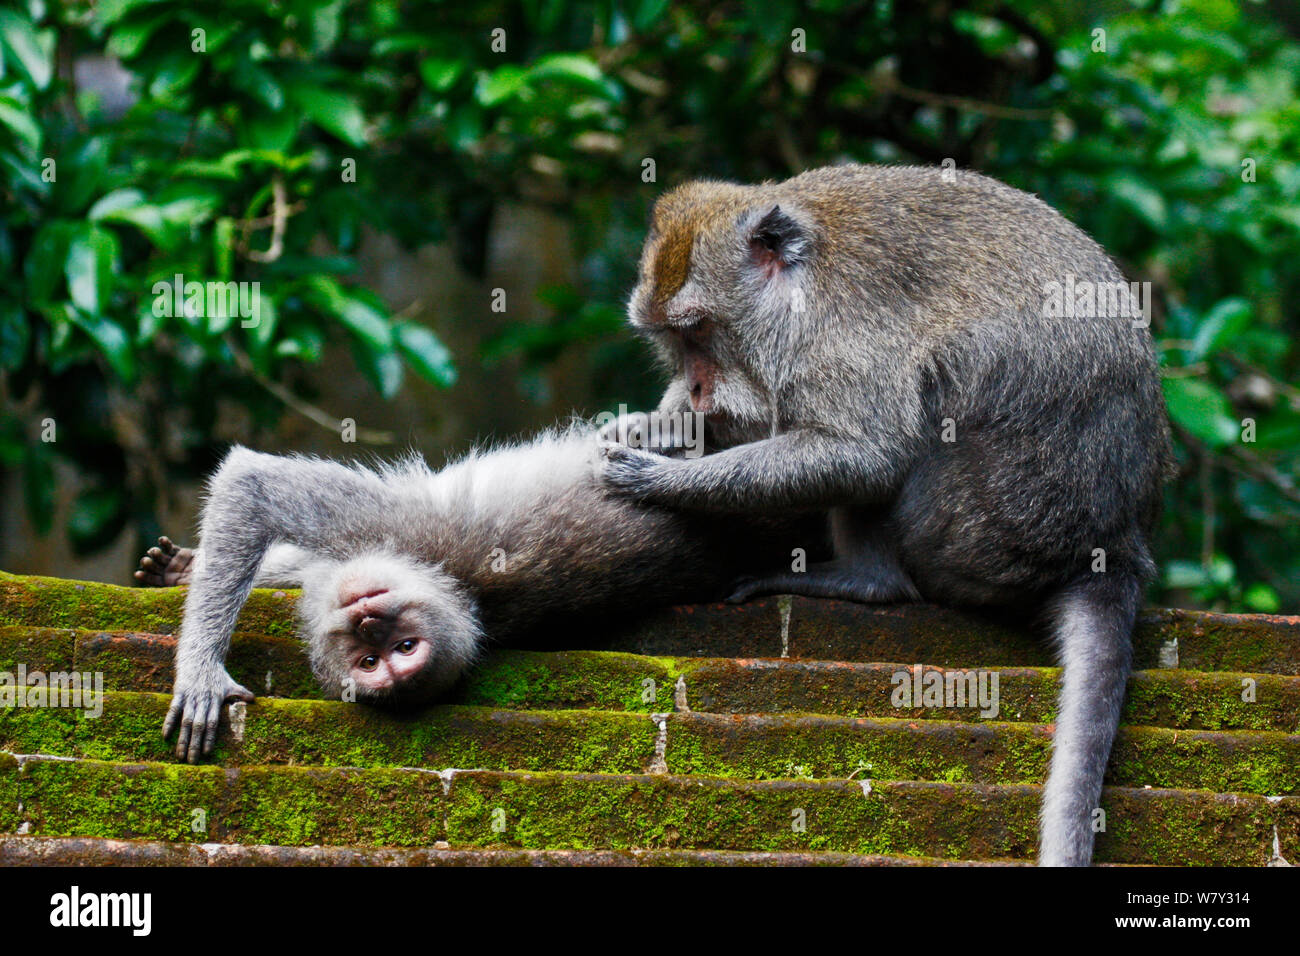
[597, 410, 690, 455]
[134, 536, 196, 587]
[597, 440, 677, 500]
[163, 664, 256, 763]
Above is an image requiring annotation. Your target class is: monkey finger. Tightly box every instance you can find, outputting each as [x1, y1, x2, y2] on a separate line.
[175, 713, 194, 761]
[201, 698, 223, 757]
[184, 709, 207, 764]
[163, 696, 184, 739]
[157, 536, 178, 555]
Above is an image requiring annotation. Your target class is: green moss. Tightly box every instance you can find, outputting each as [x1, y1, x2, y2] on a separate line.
[1135, 608, 1300, 675]
[665, 713, 1053, 785]
[226, 765, 443, 846]
[453, 650, 676, 712]
[0, 698, 77, 754]
[11, 757, 444, 846]
[442, 771, 1044, 859]
[1125, 670, 1300, 732]
[1108, 726, 1300, 795]
[0, 626, 77, 677]
[1097, 787, 1299, 866]
[237, 700, 660, 773]
[16, 758, 225, 842]
[0, 572, 298, 638]
[15, 691, 659, 773]
[0, 753, 20, 832]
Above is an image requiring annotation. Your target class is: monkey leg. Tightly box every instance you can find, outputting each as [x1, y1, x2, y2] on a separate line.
[136, 537, 312, 588]
[727, 558, 919, 605]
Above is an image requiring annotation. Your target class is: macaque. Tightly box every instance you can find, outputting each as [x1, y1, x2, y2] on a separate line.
[141, 426, 818, 763]
[599, 164, 1173, 866]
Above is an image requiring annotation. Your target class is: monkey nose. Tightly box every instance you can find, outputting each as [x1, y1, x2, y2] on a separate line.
[357, 615, 392, 643]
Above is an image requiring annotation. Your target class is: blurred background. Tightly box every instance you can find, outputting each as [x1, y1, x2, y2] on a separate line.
[1, 0, 1297, 611]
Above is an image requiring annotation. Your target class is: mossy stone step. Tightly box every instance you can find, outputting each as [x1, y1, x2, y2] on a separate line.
[3, 573, 1299, 673]
[681, 660, 1300, 733]
[3, 755, 1294, 865]
[4, 624, 1297, 733]
[604, 598, 1300, 674]
[0, 835, 1021, 866]
[3, 692, 1297, 794]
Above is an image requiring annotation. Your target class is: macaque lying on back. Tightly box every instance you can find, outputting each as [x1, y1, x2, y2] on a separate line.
[137, 425, 816, 762]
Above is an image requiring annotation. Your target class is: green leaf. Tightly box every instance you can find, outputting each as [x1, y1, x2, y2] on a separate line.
[290, 85, 367, 146]
[1243, 583, 1281, 614]
[633, 0, 672, 31]
[0, 95, 41, 150]
[90, 198, 167, 247]
[310, 0, 344, 52]
[419, 57, 465, 92]
[528, 53, 608, 94]
[147, 52, 202, 100]
[303, 277, 393, 349]
[214, 216, 235, 281]
[475, 66, 529, 107]
[1107, 174, 1168, 231]
[243, 110, 298, 152]
[23, 221, 74, 304]
[65, 225, 121, 316]
[394, 321, 457, 387]
[0, 9, 54, 90]
[105, 14, 167, 59]
[1189, 297, 1251, 361]
[245, 292, 279, 356]
[88, 188, 147, 221]
[69, 310, 136, 383]
[1162, 377, 1240, 449]
[446, 106, 484, 151]
[351, 339, 404, 399]
[55, 138, 111, 214]
[233, 64, 285, 111]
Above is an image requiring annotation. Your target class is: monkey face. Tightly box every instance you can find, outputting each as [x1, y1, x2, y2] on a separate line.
[299, 554, 481, 706]
[628, 181, 819, 440]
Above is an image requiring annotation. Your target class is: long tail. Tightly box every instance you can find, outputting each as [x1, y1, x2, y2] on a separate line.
[1038, 572, 1141, 866]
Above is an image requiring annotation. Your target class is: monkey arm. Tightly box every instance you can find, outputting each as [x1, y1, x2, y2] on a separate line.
[599, 427, 909, 512]
[166, 447, 391, 762]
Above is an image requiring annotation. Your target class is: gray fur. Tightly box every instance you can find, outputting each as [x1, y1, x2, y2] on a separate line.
[601, 164, 1173, 866]
[159, 425, 815, 762]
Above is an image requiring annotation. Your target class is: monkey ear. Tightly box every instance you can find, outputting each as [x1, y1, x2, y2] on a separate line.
[748, 204, 809, 275]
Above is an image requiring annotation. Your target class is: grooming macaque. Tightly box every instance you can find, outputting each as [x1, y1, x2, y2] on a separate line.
[140, 427, 815, 763]
[600, 164, 1172, 866]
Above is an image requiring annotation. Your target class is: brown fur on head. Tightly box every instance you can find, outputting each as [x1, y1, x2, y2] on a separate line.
[628, 178, 818, 440]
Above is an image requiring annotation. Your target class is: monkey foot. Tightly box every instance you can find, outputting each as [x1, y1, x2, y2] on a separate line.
[134, 536, 196, 587]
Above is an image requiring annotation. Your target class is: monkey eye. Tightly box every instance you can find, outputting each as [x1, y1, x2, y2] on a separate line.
[395, 639, 418, 655]
[358, 655, 379, 671]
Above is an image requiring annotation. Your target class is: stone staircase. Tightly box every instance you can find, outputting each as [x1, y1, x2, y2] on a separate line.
[0, 570, 1296, 866]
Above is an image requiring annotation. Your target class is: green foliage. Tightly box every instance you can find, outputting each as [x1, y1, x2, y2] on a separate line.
[1, 0, 1297, 610]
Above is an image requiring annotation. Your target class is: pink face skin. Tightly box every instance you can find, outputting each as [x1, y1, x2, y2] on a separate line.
[335, 587, 435, 693]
